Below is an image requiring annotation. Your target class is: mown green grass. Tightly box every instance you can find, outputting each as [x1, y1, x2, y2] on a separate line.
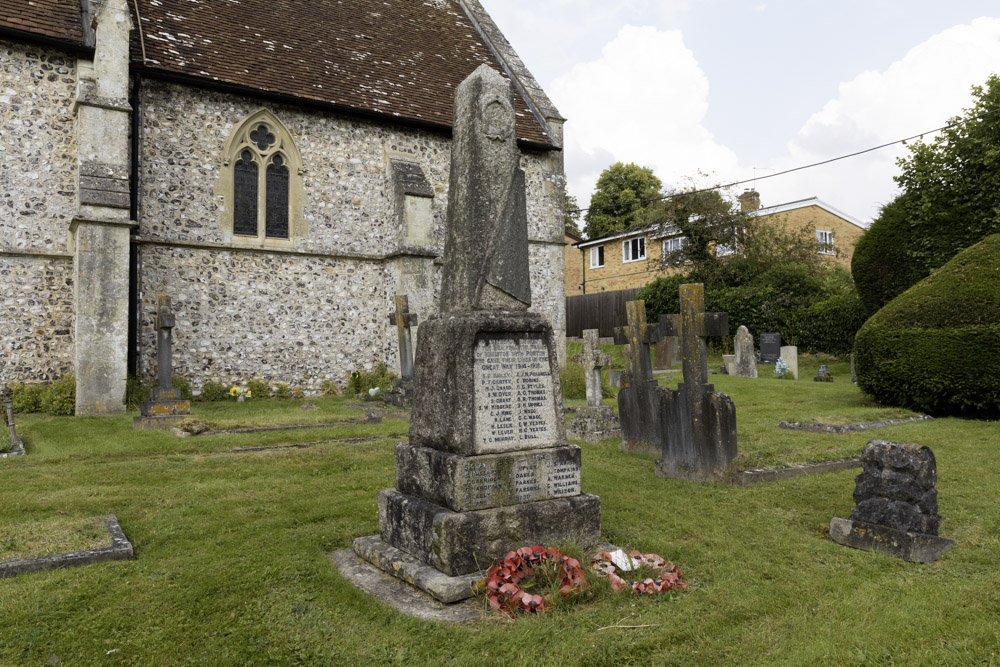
[1, 363, 998, 664]
[1, 515, 108, 561]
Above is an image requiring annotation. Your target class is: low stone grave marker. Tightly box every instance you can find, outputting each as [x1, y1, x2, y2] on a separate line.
[568, 329, 620, 441]
[734, 326, 758, 378]
[814, 364, 833, 382]
[830, 439, 955, 563]
[779, 345, 798, 380]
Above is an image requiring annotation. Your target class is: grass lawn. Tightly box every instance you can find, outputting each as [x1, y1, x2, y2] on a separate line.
[1, 358, 998, 664]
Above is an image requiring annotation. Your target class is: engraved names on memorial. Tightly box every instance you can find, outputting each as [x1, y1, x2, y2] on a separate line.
[462, 451, 581, 510]
[473, 335, 558, 452]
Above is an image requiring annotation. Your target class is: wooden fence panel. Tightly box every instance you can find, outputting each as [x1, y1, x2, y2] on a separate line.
[565, 288, 639, 338]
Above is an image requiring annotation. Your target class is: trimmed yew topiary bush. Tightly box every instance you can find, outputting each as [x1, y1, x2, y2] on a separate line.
[853, 234, 1000, 418]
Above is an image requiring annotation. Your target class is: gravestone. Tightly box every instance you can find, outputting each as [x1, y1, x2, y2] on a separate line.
[814, 364, 833, 382]
[759, 332, 781, 364]
[830, 440, 955, 563]
[568, 329, 620, 442]
[134, 297, 191, 430]
[653, 336, 677, 370]
[607, 369, 625, 388]
[779, 345, 798, 380]
[384, 295, 418, 408]
[353, 65, 600, 602]
[1, 386, 25, 457]
[722, 354, 736, 376]
[850, 353, 857, 384]
[613, 300, 666, 457]
[734, 326, 758, 378]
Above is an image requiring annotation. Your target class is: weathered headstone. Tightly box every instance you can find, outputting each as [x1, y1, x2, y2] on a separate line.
[850, 353, 857, 384]
[568, 329, 620, 442]
[830, 439, 955, 563]
[384, 295, 418, 408]
[779, 345, 798, 380]
[722, 354, 736, 376]
[607, 369, 625, 388]
[734, 326, 758, 378]
[653, 336, 677, 370]
[814, 364, 833, 382]
[134, 297, 191, 430]
[612, 300, 666, 457]
[1, 386, 25, 457]
[353, 65, 600, 603]
[759, 332, 781, 364]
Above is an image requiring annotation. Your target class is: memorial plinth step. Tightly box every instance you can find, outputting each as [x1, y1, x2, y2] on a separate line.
[378, 488, 601, 577]
[394, 442, 582, 512]
[135, 397, 191, 430]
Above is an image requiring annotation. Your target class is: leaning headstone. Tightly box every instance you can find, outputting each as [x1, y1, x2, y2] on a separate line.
[779, 345, 798, 380]
[722, 354, 736, 376]
[850, 353, 857, 384]
[613, 300, 667, 457]
[814, 364, 833, 382]
[758, 332, 781, 364]
[384, 295, 418, 408]
[653, 336, 677, 370]
[1, 386, 25, 457]
[830, 439, 955, 563]
[134, 297, 191, 430]
[568, 329, 620, 442]
[733, 326, 758, 378]
[352, 65, 600, 603]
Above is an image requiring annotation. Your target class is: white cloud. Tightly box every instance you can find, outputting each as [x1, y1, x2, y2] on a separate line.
[761, 17, 1000, 222]
[550, 25, 741, 212]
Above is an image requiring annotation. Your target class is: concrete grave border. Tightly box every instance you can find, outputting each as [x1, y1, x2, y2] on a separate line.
[0, 515, 134, 579]
[777, 415, 933, 434]
[729, 457, 861, 486]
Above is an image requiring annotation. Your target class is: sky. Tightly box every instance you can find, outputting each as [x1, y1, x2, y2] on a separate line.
[478, 0, 1000, 227]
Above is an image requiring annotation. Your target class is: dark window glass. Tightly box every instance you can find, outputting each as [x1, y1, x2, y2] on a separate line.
[233, 149, 258, 235]
[265, 154, 289, 239]
[250, 124, 276, 151]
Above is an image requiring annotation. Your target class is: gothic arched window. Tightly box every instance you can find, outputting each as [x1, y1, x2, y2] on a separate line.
[221, 110, 303, 246]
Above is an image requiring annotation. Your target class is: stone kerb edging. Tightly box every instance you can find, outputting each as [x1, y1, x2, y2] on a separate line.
[2, 441, 26, 458]
[777, 415, 933, 434]
[0, 515, 134, 579]
[729, 458, 862, 486]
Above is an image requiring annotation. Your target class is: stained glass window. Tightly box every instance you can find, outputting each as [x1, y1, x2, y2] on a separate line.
[233, 149, 258, 236]
[265, 154, 290, 239]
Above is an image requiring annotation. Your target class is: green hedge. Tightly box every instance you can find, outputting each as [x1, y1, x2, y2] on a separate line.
[854, 234, 1000, 418]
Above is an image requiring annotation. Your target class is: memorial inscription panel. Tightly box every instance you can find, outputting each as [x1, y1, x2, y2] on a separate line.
[461, 451, 581, 510]
[759, 332, 781, 363]
[473, 334, 559, 452]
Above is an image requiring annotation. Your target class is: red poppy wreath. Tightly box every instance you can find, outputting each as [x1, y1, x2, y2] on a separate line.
[485, 545, 588, 615]
[591, 550, 687, 594]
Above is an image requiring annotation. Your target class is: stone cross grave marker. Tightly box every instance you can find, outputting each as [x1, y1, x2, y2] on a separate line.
[613, 300, 666, 456]
[734, 325, 758, 378]
[1, 385, 25, 456]
[653, 284, 737, 480]
[573, 329, 611, 408]
[352, 65, 600, 604]
[134, 296, 191, 430]
[387, 294, 418, 381]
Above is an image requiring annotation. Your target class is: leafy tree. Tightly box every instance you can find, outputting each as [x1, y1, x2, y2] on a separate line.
[891, 74, 1000, 276]
[851, 194, 926, 314]
[583, 162, 662, 238]
[564, 193, 582, 236]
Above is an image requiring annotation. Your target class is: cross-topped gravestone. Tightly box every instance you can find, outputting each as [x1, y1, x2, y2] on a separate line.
[656, 285, 729, 390]
[614, 300, 661, 386]
[1, 385, 25, 456]
[613, 300, 666, 456]
[574, 329, 611, 408]
[134, 296, 192, 430]
[387, 294, 418, 381]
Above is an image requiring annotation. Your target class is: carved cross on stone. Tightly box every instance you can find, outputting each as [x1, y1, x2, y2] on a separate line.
[155, 296, 176, 397]
[613, 300, 662, 387]
[656, 284, 729, 390]
[387, 295, 418, 381]
[573, 329, 611, 408]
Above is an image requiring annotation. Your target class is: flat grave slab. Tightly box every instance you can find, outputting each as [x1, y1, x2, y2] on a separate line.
[777, 415, 933, 434]
[829, 517, 955, 563]
[0, 515, 133, 579]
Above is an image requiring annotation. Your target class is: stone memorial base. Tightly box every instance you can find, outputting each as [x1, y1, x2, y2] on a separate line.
[383, 379, 412, 409]
[568, 406, 621, 442]
[829, 517, 955, 563]
[134, 387, 191, 430]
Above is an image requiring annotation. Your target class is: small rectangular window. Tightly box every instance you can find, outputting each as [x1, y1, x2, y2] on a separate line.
[622, 237, 646, 262]
[663, 237, 686, 254]
[816, 230, 835, 254]
[590, 245, 605, 268]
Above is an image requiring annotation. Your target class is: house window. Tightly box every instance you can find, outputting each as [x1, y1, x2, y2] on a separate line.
[662, 236, 687, 261]
[622, 237, 646, 263]
[816, 230, 835, 255]
[715, 242, 736, 257]
[221, 109, 304, 246]
[590, 245, 605, 268]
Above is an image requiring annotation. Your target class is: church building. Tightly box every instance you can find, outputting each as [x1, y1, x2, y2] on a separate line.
[0, 0, 567, 414]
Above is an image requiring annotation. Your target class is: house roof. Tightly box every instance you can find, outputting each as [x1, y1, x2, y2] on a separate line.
[1, 0, 557, 148]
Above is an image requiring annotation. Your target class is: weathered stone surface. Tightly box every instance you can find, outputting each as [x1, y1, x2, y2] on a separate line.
[568, 405, 620, 442]
[779, 345, 798, 380]
[573, 328, 611, 408]
[409, 311, 565, 456]
[377, 489, 601, 576]
[654, 336, 677, 370]
[135, 296, 191, 428]
[734, 326, 757, 378]
[394, 443, 582, 512]
[383, 379, 412, 409]
[814, 364, 833, 382]
[613, 300, 666, 458]
[851, 439, 940, 534]
[439, 64, 530, 312]
[777, 415, 934, 434]
[387, 295, 418, 381]
[829, 517, 955, 563]
[722, 354, 736, 376]
[607, 369, 624, 387]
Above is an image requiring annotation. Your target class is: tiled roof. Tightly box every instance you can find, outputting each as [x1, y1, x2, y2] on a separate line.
[1, 0, 554, 146]
[0, 0, 85, 44]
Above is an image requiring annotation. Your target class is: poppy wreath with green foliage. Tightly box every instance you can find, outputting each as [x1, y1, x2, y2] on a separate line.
[591, 550, 687, 594]
[485, 546, 587, 615]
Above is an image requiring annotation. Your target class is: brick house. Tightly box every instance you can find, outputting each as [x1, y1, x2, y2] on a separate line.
[565, 190, 865, 296]
[0, 0, 567, 414]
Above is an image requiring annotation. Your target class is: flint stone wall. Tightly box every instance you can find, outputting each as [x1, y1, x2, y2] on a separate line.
[136, 82, 566, 389]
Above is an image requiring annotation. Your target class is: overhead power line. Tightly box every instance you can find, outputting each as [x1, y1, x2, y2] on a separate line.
[567, 104, 1000, 218]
